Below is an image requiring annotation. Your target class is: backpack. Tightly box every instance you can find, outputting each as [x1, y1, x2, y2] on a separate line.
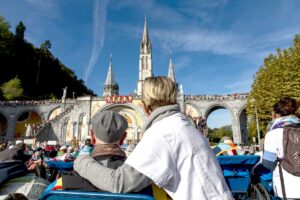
[281, 123, 300, 176]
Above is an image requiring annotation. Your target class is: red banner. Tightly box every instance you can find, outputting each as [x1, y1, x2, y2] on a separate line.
[106, 96, 133, 104]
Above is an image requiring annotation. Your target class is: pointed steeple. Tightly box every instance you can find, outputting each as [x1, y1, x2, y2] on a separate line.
[105, 54, 115, 85]
[103, 55, 119, 97]
[140, 16, 152, 54]
[168, 56, 176, 83]
[137, 17, 153, 96]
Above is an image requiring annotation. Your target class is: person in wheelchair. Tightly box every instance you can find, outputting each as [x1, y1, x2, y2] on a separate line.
[61, 110, 129, 191]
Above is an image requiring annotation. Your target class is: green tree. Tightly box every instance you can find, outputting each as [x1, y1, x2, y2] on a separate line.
[1, 77, 24, 100]
[0, 16, 95, 99]
[209, 125, 233, 143]
[246, 35, 300, 136]
[0, 16, 13, 52]
[0, 16, 10, 35]
[36, 40, 52, 85]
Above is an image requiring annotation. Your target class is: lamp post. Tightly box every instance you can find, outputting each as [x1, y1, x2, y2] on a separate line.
[88, 95, 92, 135]
[250, 98, 261, 148]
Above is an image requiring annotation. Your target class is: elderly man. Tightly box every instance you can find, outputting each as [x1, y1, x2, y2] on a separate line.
[62, 110, 129, 190]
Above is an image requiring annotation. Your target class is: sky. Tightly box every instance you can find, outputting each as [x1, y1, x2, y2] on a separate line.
[1, 0, 300, 128]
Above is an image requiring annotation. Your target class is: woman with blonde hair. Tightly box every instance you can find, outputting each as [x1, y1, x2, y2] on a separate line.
[75, 76, 233, 200]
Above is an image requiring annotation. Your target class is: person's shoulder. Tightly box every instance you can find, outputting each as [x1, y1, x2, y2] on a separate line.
[266, 128, 283, 136]
[156, 112, 186, 126]
[265, 128, 283, 143]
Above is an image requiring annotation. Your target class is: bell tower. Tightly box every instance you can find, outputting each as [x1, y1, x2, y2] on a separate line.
[137, 17, 153, 96]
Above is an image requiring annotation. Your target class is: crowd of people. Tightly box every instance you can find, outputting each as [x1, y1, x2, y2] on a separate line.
[0, 76, 299, 200]
[0, 100, 62, 107]
[184, 93, 248, 100]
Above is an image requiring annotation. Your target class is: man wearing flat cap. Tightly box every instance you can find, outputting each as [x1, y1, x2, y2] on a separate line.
[89, 110, 128, 166]
[62, 110, 129, 190]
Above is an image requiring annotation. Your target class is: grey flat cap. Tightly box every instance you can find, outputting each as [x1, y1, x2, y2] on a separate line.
[91, 110, 128, 143]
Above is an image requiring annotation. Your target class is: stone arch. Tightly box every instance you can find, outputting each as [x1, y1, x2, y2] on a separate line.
[15, 110, 43, 138]
[47, 106, 61, 120]
[15, 109, 44, 122]
[204, 103, 233, 119]
[97, 103, 146, 141]
[99, 103, 147, 124]
[185, 102, 202, 117]
[78, 113, 89, 141]
[0, 112, 8, 139]
[238, 107, 248, 143]
[65, 118, 73, 143]
[204, 103, 234, 142]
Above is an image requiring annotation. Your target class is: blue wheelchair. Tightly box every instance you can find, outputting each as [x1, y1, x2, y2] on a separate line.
[41, 155, 277, 200]
[217, 155, 265, 200]
[39, 177, 155, 200]
[39, 190, 154, 200]
[252, 163, 279, 200]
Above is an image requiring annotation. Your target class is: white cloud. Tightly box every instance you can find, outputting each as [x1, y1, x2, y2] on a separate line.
[174, 56, 191, 71]
[110, 0, 300, 62]
[23, 0, 60, 19]
[84, 0, 109, 83]
[112, 0, 186, 25]
[225, 80, 252, 93]
[151, 28, 248, 55]
[178, 0, 228, 24]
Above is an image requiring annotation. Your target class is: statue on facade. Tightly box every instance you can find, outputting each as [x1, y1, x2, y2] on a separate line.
[62, 86, 67, 100]
[25, 123, 32, 137]
[179, 84, 183, 95]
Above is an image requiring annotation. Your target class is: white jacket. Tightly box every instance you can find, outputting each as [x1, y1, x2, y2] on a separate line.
[264, 127, 300, 198]
[126, 113, 233, 200]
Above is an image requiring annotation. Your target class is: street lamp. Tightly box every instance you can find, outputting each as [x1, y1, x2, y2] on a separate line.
[250, 98, 261, 148]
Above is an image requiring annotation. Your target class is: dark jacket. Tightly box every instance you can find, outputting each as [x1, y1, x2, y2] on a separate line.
[62, 155, 126, 191]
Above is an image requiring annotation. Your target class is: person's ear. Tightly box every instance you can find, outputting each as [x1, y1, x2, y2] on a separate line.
[271, 111, 275, 120]
[119, 132, 127, 145]
[90, 129, 96, 145]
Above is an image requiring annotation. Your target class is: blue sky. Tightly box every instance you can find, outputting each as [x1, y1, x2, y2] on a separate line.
[1, 0, 300, 127]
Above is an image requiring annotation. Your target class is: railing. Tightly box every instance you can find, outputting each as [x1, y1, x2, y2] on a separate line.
[184, 93, 248, 101]
[34, 103, 76, 137]
[0, 99, 62, 107]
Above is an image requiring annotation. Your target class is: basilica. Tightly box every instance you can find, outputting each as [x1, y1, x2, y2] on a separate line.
[102, 19, 178, 97]
[0, 20, 248, 145]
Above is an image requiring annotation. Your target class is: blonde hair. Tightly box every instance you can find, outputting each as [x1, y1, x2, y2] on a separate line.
[142, 76, 177, 111]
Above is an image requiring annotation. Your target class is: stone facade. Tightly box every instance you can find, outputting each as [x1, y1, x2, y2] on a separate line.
[0, 19, 249, 144]
[0, 94, 248, 144]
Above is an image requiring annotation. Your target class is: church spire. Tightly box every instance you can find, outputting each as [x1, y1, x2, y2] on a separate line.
[105, 54, 115, 85]
[137, 17, 153, 96]
[103, 55, 119, 97]
[140, 16, 152, 54]
[168, 56, 176, 83]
